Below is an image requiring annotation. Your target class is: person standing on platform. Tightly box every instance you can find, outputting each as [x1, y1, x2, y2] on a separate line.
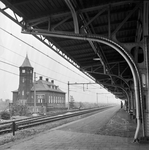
[121, 101, 123, 108]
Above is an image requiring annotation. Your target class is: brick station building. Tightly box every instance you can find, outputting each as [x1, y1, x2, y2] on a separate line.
[12, 55, 66, 113]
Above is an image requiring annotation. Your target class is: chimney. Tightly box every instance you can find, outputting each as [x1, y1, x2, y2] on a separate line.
[51, 80, 54, 84]
[46, 78, 49, 82]
[39, 76, 42, 80]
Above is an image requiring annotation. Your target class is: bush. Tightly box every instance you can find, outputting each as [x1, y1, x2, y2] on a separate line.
[0, 111, 11, 120]
[10, 104, 28, 116]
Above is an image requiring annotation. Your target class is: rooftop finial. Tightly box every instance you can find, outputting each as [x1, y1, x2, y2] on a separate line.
[20, 54, 32, 68]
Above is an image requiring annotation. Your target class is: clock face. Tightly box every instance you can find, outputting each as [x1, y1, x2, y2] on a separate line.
[22, 69, 25, 73]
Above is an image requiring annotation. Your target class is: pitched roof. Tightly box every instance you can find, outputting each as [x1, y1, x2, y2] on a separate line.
[31, 79, 65, 94]
[20, 54, 32, 68]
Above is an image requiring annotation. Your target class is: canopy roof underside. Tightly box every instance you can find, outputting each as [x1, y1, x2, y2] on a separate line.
[1, 0, 144, 100]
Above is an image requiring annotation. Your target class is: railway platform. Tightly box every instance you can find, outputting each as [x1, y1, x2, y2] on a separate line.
[0, 105, 148, 150]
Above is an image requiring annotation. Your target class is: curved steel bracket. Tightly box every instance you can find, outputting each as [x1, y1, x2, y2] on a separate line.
[21, 29, 143, 141]
[64, 0, 79, 34]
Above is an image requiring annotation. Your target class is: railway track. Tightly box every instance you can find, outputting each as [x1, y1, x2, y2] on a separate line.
[0, 106, 113, 135]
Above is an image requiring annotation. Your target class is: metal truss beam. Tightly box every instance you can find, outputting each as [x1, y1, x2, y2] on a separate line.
[97, 82, 129, 101]
[76, 1, 107, 74]
[81, 7, 107, 30]
[51, 16, 71, 31]
[87, 71, 130, 90]
[80, 11, 113, 78]
[135, 8, 143, 42]
[112, 3, 140, 38]
[108, 63, 118, 72]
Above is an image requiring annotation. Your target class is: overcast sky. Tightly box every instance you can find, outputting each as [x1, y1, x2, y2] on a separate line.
[0, 2, 119, 104]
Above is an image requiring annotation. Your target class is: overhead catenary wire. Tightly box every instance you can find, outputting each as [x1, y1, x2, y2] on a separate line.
[0, 60, 102, 96]
[0, 27, 91, 81]
[0, 67, 99, 97]
[0, 27, 102, 90]
[0, 44, 81, 81]
[0, 46, 107, 94]
[0, 60, 18, 68]
[0, 59, 67, 85]
[0, 68, 18, 76]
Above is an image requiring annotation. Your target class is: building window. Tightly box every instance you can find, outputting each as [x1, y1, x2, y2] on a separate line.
[55, 96, 56, 103]
[51, 96, 53, 103]
[49, 96, 50, 103]
[53, 96, 55, 103]
[37, 94, 44, 103]
[53, 96, 54, 103]
[22, 78, 25, 83]
[22, 69, 25, 73]
[22, 90, 24, 96]
[49, 96, 51, 103]
[30, 70, 32, 73]
[38, 99, 42, 103]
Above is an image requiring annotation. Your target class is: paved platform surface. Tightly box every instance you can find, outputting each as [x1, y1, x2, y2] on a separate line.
[0, 106, 149, 150]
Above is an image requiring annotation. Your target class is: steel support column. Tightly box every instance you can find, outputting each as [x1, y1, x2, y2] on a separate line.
[142, 1, 149, 139]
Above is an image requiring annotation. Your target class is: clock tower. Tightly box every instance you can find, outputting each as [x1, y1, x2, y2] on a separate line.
[18, 55, 33, 103]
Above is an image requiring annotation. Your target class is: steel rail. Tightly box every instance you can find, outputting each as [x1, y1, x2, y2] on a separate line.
[0, 106, 112, 135]
[0, 107, 101, 126]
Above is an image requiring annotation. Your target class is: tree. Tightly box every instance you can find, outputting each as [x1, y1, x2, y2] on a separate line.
[10, 104, 29, 116]
[0, 111, 10, 120]
[69, 95, 75, 109]
[78, 102, 83, 109]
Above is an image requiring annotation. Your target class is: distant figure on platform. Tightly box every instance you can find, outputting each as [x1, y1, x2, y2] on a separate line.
[121, 101, 123, 108]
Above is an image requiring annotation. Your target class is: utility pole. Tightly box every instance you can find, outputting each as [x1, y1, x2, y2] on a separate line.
[107, 96, 108, 104]
[33, 72, 37, 114]
[68, 81, 70, 110]
[96, 93, 98, 105]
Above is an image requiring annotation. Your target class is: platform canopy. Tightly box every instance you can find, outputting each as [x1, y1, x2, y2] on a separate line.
[1, 0, 143, 100]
